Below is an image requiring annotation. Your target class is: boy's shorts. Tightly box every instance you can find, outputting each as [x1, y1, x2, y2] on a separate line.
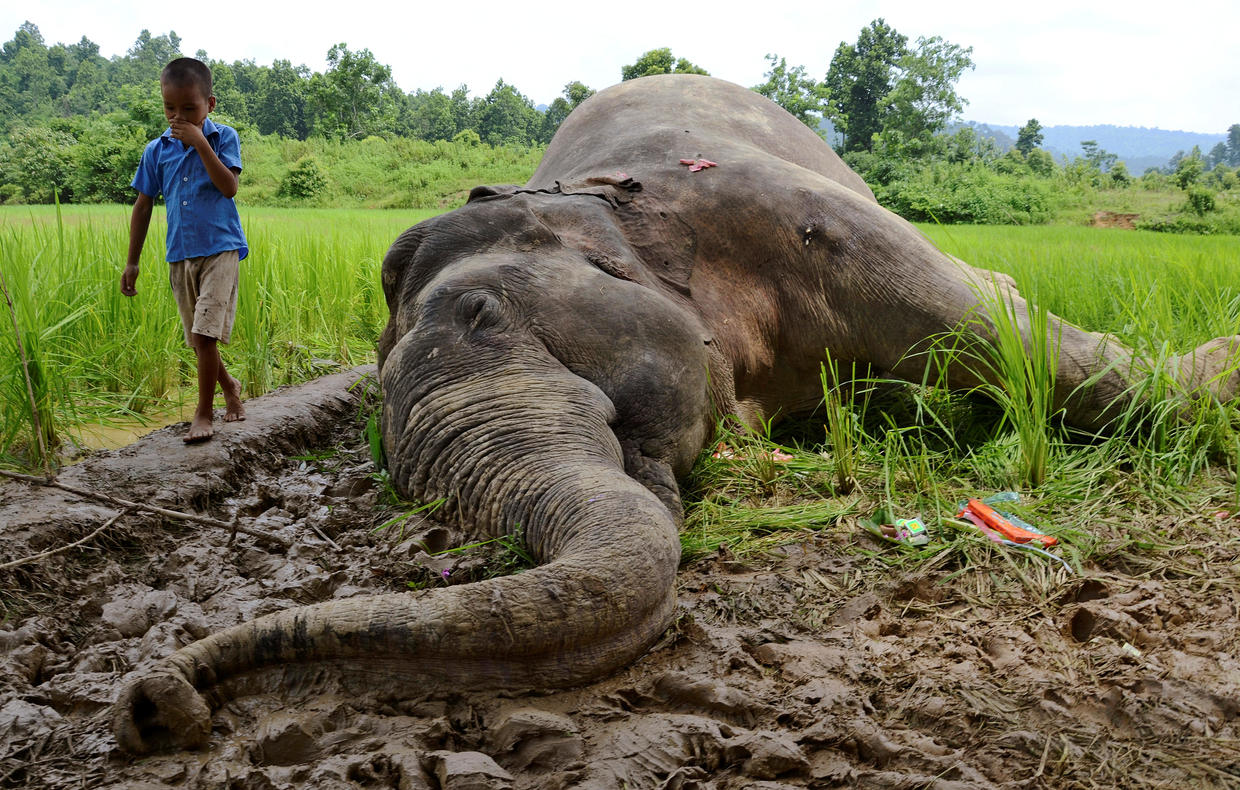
[169, 250, 240, 347]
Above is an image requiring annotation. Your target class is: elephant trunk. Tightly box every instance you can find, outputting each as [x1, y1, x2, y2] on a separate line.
[112, 350, 681, 754]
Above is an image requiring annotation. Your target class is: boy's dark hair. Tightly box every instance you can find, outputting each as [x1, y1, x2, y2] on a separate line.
[161, 57, 213, 98]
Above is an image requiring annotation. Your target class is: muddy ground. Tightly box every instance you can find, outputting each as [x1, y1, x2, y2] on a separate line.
[1, 369, 1238, 789]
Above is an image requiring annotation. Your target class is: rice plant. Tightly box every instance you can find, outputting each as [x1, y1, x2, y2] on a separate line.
[955, 278, 1062, 489]
[819, 350, 871, 494]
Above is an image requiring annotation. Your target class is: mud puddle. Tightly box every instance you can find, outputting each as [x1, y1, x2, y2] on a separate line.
[1, 374, 1238, 789]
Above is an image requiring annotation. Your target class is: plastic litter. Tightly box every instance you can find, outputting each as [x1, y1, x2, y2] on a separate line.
[957, 492, 1073, 574]
[958, 498, 1057, 548]
[892, 517, 929, 546]
[864, 515, 931, 547]
[679, 158, 718, 172]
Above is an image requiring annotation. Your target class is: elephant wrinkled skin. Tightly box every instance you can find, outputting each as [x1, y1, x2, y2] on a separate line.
[112, 75, 1239, 753]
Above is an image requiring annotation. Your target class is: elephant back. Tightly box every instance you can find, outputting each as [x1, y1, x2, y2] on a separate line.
[532, 74, 875, 203]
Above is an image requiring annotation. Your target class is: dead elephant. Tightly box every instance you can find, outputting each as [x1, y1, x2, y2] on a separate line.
[112, 74, 1239, 753]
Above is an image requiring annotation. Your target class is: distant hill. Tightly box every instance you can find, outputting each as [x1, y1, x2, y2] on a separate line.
[961, 122, 1227, 173]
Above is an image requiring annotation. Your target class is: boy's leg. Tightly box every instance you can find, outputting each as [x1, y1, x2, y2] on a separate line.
[172, 251, 243, 443]
[187, 334, 220, 442]
[187, 335, 244, 442]
[217, 350, 245, 422]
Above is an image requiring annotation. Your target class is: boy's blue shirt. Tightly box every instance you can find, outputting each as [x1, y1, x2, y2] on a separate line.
[131, 117, 249, 263]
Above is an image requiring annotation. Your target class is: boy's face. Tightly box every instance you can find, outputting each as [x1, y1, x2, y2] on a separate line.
[161, 80, 216, 127]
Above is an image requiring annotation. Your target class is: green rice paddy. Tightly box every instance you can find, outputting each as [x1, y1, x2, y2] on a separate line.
[0, 204, 428, 465]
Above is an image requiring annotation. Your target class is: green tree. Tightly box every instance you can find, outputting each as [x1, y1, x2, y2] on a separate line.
[1026, 148, 1055, 177]
[253, 59, 309, 138]
[0, 124, 77, 202]
[404, 87, 457, 141]
[1, 21, 44, 61]
[119, 29, 181, 87]
[0, 23, 58, 122]
[1206, 142, 1227, 170]
[1227, 124, 1240, 167]
[874, 35, 974, 155]
[1186, 187, 1215, 215]
[944, 126, 999, 164]
[1080, 140, 1118, 172]
[310, 43, 400, 139]
[278, 157, 328, 201]
[752, 54, 824, 129]
[1108, 161, 1131, 187]
[449, 85, 478, 137]
[1015, 118, 1043, 156]
[539, 97, 570, 143]
[66, 114, 146, 202]
[476, 79, 540, 146]
[537, 81, 594, 143]
[60, 39, 110, 116]
[824, 19, 907, 152]
[621, 48, 709, 81]
[206, 60, 249, 126]
[563, 80, 595, 109]
[1172, 147, 1204, 190]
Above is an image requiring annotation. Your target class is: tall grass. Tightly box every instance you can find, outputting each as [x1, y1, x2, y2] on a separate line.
[0, 205, 430, 466]
[921, 224, 1239, 490]
[950, 281, 1062, 488]
[918, 225, 1240, 354]
[820, 351, 869, 494]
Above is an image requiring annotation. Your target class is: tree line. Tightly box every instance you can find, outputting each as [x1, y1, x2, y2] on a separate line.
[0, 18, 976, 204]
[1, 18, 1237, 231]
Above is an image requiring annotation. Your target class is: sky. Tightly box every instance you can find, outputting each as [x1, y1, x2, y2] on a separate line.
[7, 0, 1238, 133]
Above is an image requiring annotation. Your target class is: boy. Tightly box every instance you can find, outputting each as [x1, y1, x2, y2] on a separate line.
[121, 57, 248, 443]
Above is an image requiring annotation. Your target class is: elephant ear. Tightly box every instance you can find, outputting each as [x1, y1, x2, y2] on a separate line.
[467, 184, 523, 203]
[378, 224, 434, 371]
[614, 195, 697, 299]
[539, 175, 695, 298]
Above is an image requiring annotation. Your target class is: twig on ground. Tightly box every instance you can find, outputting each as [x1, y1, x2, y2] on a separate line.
[0, 509, 129, 570]
[0, 469, 293, 550]
[308, 522, 343, 551]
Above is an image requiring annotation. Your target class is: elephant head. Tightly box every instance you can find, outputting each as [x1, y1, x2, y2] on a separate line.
[112, 185, 714, 754]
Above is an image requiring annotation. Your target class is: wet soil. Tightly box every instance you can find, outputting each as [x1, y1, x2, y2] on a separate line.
[1, 370, 1238, 789]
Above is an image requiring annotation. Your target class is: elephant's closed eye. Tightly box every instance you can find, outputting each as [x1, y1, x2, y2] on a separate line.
[457, 291, 504, 330]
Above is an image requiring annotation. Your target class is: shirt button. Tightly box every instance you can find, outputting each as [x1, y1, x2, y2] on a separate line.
[183, 177, 188, 182]
[182, 201, 188, 206]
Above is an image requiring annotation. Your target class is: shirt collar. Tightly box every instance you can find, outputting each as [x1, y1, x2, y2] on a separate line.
[161, 117, 221, 141]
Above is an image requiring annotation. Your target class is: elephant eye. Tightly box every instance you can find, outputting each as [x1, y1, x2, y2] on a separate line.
[457, 290, 503, 330]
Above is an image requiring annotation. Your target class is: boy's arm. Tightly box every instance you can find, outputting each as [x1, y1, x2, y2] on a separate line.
[121, 193, 154, 297]
[169, 120, 239, 198]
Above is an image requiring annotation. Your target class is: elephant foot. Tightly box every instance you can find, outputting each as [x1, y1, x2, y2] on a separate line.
[1173, 336, 1240, 402]
[113, 668, 212, 754]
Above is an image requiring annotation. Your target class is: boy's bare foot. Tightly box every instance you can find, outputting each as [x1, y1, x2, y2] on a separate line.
[184, 414, 214, 444]
[222, 375, 246, 422]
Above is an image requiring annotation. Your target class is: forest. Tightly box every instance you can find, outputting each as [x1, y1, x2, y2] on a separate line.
[1, 19, 1239, 232]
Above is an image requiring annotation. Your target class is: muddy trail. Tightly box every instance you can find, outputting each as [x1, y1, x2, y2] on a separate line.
[1, 370, 1238, 789]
